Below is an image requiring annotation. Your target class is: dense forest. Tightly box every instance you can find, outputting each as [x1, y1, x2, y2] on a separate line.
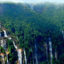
[0, 3, 64, 64]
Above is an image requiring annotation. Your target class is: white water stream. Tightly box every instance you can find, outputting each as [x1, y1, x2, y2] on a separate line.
[13, 41, 22, 64]
[35, 44, 38, 64]
[1, 29, 23, 64]
[49, 38, 53, 64]
[24, 49, 27, 64]
[3, 30, 8, 38]
[44, 43, 48, 64]
[1, 54, 5, 64]
[18, 49, 22, 64]
[1, 40, 4, 47]
[6, 54, 9, 64]
[13, 41, 18, 49]
[55, 50, 57, 60]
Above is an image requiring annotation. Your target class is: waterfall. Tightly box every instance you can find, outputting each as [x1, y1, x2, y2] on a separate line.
[3, 30, 8, 38]
[44, 43, 48, 64]
[13, 41, 18, 49]
[62, 30, 64, 39]
[18, 49, 22, 64]
[8, 37, 12, 40]
[1, 39, 7, 50]
[0, 26, 23, 64]
[0, 32, 1, 37]
[0, 23, 1, 28]
[49, 38, 53, 64]
[0, 40, 9, 64]
[6, 54, 9, 64]
[24, 49, 27, 64]
[55, 50, 57, 60]
[1, 40, 4, 47]
[1, 53, 5, 64]
[13, 41, 22, 64]
[35, 43, 38, 64]
[1, 27, 23, 64]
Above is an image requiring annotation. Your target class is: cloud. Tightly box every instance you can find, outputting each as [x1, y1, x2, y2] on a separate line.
[0, 0, 42, 3]
[0, 0, 24, 3]
[0, 0, 64, 4]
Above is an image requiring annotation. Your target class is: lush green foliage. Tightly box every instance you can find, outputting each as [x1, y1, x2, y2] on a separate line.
[0, 3, 64, 64]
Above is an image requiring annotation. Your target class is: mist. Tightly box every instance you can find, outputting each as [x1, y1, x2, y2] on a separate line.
[0, 0, 64, 4]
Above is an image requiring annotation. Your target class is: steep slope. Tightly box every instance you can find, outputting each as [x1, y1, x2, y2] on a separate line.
[0, 3, 64, 64]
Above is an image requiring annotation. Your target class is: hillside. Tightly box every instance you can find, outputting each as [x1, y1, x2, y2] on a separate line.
[0, 3, 64, 64]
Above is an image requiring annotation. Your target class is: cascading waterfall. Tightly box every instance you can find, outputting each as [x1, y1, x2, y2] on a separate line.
[1, 39, 7, 50]
[0, 23, 1, 28]
[6, 54, 9, 64]
[1, 40, 4, 47]
[49, 38, 53, 64]
[18, 49, 22, 64]
[13, 41, 18, 49]
[8, 37, 12, 40]
[3, 30, 8, 38]
[0, 32, 1, 37]
[35, 43, 38, 64]
[0, 26, 23, 64]
[24, 49, 27, 64]
[0, 39, 9, 64]
[1, 53, 5, 64]
[13, 41, 22, 64]
[0, 30, 11, 64]
[55, 50, 57, 60]
[44, 43, 48, 64]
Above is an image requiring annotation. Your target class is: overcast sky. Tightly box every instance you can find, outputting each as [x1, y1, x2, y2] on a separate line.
[0, 0, 64, 4]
